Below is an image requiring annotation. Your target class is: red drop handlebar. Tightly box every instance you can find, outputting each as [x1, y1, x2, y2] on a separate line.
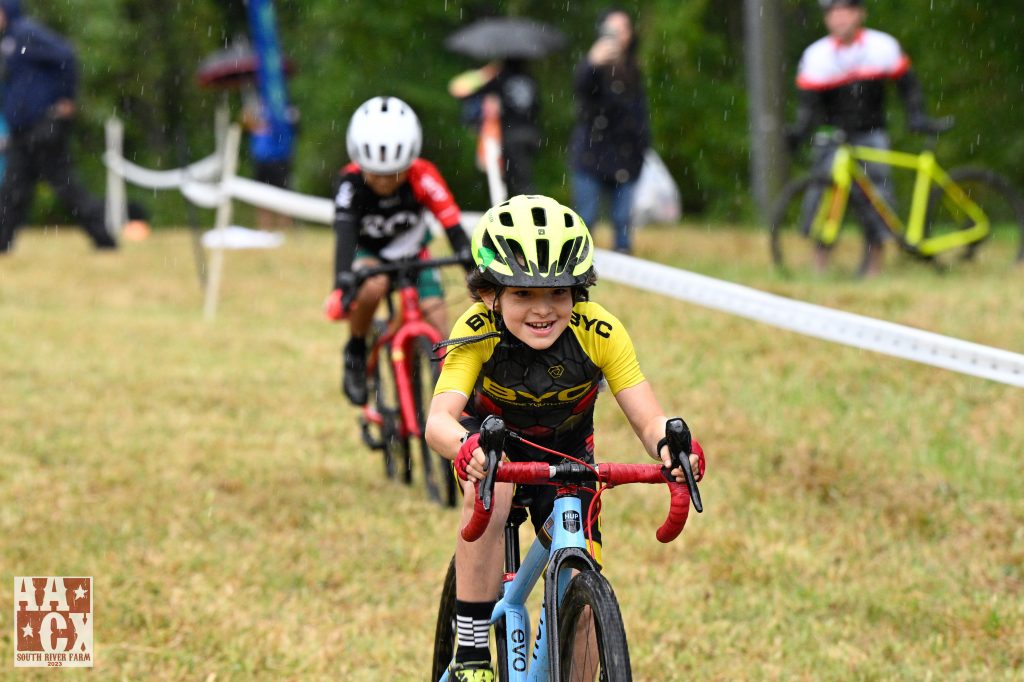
[460, 461, 692, 544]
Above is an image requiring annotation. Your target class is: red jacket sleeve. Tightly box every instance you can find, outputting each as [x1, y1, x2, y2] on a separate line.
[408, 159, 462, 229]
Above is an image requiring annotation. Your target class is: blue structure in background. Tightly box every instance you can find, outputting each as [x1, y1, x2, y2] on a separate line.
[245, 0, 294, 165]
[0, 115, 7, 181]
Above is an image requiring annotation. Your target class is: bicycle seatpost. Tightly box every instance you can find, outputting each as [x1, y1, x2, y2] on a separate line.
[666, 418, 703, 513]
[478, 415, 506, 512]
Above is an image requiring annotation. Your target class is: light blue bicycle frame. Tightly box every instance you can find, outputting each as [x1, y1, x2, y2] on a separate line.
[439, 492, 597, 682]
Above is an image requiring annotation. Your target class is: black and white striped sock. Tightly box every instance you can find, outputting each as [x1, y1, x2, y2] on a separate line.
[455, 599, 494, 665]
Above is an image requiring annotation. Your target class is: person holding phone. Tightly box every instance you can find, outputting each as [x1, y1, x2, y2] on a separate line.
[569, 7, 650, 255]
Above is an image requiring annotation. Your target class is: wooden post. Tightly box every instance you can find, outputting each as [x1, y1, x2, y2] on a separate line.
[202, 124, 242, 321]
[104, 116, 127, 237]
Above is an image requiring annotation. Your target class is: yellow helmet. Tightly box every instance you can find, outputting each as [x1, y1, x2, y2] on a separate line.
[471, 195, 595, 288]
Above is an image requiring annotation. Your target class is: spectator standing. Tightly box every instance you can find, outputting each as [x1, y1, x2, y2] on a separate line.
[0, 0, 116, 253]
[242, 88, 299, 230]
[787, 0, 947, 275]
[449, 59, 541, 196]
[569, 7, 650, 255]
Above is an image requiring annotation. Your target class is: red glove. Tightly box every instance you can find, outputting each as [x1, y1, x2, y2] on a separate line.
[455, 433, 481, 481]
[691, 439, 706, 481]
[323, 289, 345, 321]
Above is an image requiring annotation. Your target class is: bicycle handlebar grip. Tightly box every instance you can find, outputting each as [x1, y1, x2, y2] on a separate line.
[461, 494, 492, 542]
[477, 416, 505, 512]
[656, 481, 692, 543]
[666, 418, 703, 513]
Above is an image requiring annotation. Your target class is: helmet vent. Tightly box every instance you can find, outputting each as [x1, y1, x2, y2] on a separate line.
[380, 98, 390, 112]
[481, 232, 504, 265]
[395, 144, 403, 160]
[379, 145, 388, 164]
[505, 238, 528, 270]
[536, 239, 550, 273]
[362, 144, 371, 160]
[531, 207, 547, 227]
[564, 212, 575, 228]
[558, 237, 580, 273]
[499, 211, 515, 227]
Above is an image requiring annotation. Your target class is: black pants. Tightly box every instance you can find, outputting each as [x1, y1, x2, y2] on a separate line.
[0, 117, 114, 252]
[502, 127, 540, 197]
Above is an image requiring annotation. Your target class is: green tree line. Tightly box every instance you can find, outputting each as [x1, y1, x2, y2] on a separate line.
[25, 0, 1024, 224]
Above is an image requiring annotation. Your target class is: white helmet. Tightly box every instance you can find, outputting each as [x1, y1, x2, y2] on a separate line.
[346, 96, 422, 174]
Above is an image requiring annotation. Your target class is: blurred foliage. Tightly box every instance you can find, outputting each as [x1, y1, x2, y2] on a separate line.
[19, 0, 1024, 224]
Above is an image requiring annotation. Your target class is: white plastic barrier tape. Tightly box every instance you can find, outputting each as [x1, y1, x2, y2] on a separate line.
[103, 151, 223, 190]
[106, 128, 1023, 385]
[594, 250, 1024, 388]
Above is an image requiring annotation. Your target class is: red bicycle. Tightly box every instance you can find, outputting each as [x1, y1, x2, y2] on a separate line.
[342, 254, 468, 508]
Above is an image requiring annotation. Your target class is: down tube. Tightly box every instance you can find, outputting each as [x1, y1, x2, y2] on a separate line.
[495, 538, 547, 681]
[531, 496, 589, 682]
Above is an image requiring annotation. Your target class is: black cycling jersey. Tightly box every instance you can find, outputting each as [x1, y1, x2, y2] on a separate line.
[435, 301, 645, 457]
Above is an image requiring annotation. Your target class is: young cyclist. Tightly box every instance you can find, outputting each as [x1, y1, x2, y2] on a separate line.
[323, 96, 472, 405]
[425, 194, 705, 681]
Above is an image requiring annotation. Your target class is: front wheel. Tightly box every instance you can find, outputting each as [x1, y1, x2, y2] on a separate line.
[926, 167, 1024, 265]
[407, 337, 458, 507]
[557, 570, 632, 682]
[363, 321, 400, 481]
[768, 173, 871, 278]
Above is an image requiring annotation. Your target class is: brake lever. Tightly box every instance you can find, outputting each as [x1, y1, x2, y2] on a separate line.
[666, 418, 703, 513]
[340, 274, 363, 314]
[477, 415, 506, 512]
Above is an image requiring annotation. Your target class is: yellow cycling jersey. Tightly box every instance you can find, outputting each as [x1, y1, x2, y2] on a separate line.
[435, 300, 645, 451]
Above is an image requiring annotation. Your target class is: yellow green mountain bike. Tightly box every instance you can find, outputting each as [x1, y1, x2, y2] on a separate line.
[769, 129, 1024, 277]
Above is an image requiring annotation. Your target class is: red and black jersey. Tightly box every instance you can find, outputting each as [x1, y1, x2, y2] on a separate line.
[332, 158, 464, 288]
[794, 28, 917, 135]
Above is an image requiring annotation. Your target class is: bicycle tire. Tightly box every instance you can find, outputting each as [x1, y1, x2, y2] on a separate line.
[372, 324, 413, 486]
[431, 556, 458, 680]
[406, 336, 458, 507]
[926, 166, 1024, 265]
[430, 556, 510, 681]
[362, 321, 397, 481]
[557, 570, 632, 682]
[768, 173, 871, 278]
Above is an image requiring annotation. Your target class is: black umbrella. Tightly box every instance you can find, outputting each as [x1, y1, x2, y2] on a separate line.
[195, 44, 296, 91]
[445, 17, 567, 60]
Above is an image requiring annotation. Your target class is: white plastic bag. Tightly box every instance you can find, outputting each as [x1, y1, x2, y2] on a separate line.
[631, 149, 682, 227]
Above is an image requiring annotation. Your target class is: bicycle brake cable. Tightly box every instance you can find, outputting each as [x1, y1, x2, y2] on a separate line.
[431, 331, 501, 360]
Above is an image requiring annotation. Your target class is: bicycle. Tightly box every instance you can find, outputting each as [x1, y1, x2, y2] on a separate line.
[342, 254, 469, 508]
[431, 415, 704, 681]
[768, 127, 1024, 277]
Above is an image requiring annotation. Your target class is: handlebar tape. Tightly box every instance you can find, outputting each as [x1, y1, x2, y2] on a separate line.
[460, 461, 691, 543]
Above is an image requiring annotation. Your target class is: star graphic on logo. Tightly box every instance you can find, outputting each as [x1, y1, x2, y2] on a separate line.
[73, 585, 88, 600]
[21, 624, 34, 638]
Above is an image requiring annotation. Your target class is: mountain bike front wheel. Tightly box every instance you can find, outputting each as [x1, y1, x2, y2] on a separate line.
[768, 173, 872, 278]
[557, 570, 632, 682]
[926, 167, 1024, 265]
[407, 336, 459, 507]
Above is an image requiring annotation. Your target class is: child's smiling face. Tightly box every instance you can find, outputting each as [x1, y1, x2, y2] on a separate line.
[486, 286, 574, 351]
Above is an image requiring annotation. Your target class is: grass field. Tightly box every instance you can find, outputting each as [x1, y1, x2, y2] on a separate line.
[1, 223, 1022, 681]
